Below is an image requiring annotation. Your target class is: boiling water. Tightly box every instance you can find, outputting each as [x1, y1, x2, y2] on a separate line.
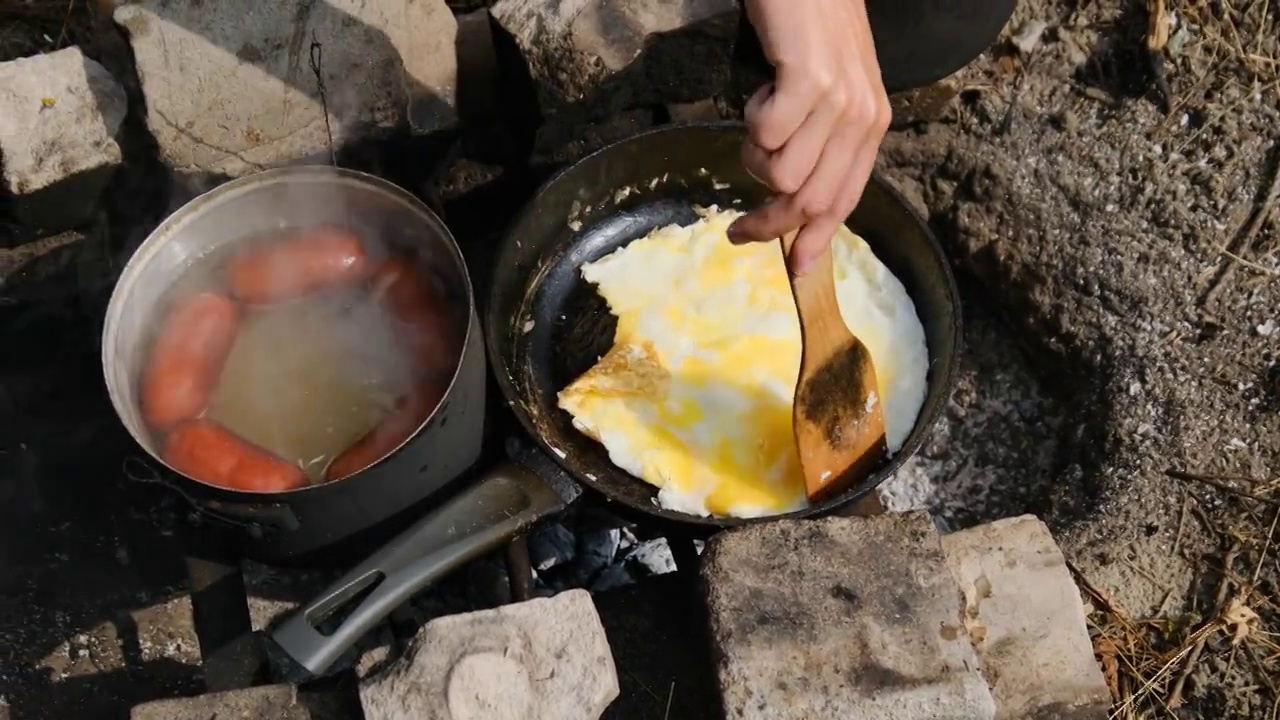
[146, 246, 433, 485]
[206, 287, 414, 482]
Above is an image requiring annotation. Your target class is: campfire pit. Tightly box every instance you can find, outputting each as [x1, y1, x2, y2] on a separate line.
[13, 0, 1278, 717]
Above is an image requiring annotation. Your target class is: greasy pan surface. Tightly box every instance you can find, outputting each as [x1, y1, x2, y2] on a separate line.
[487, 122, 962, 528]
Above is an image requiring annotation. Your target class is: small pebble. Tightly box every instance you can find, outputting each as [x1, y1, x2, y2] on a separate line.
[628, 538, 677, 576]
[1012, 20, 1049, 54]
[1058, 111, 1080, 133]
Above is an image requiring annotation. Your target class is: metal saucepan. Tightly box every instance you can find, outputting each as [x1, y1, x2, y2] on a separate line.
[265, 122, 961, 674]
[101, 167, 526, 563]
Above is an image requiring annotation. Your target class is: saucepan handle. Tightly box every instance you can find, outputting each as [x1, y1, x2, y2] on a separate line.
[270, 461, 570, 676]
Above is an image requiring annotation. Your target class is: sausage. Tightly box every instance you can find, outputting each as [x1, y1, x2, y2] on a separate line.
[370, 256, 462, 381]
[324, 379, 447, 482]
[140, 292, 241, 432]
[226, 226, 370, 305]
[163, 419, 309, 492]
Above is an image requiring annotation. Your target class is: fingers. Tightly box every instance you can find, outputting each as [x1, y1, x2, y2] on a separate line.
[788, 214, 841, 276]
[787, 144, 878, 276]
[741, 139, 771, 186]
[729, 128, 854, 246]
[730, 114, 858, 245]
[727, 194, 798, 244]
[734, 136, 880, 275]
[743, 83, 774, 127]
[746, 65, 825, 152]
[832, 141, 879, 225]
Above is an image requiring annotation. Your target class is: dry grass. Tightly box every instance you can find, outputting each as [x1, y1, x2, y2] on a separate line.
[1171, 0, 1280, 89]
[1079, 467, 1280, 718]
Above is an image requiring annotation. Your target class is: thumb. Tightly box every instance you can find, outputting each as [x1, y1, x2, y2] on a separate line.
[788, 216, 839, 277]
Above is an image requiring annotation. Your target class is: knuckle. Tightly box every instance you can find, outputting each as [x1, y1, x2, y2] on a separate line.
[800, 192, 834, 219]
[770, 164, 803, 195]
[753, 125, 786, 152]
[873, 99, 893, 133]
[842, 94, 872, 123]
[826, 87, 850, 112]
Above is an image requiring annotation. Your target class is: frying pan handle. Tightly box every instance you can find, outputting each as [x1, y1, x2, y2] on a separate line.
[269, 461, 569, 676]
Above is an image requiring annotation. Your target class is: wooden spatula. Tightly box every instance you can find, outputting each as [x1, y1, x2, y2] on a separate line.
[781, 231, 888, 503]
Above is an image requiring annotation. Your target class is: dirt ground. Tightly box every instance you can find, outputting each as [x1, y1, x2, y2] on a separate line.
[876, 0, 1280, 715]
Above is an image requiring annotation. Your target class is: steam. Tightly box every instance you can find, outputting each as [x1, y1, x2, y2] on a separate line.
[205, 283, 414, 482]
[141, 167, 460, 484]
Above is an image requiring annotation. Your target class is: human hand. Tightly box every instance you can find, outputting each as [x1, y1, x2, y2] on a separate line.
[727, 0, 891, 276]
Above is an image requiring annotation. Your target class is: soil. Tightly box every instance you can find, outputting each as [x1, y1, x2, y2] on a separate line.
[875, 0, 1280, 715]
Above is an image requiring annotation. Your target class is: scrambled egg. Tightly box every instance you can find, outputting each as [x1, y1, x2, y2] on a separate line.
[557, 207, 929, 518]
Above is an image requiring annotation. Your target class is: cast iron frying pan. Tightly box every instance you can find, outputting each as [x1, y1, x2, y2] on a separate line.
[486, 122, 961, 531]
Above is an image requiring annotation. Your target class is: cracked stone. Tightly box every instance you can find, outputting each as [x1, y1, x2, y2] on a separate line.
[113, 0, 458, 177]
[490, 0, 737, 122]
[940, 515, 1110, 720]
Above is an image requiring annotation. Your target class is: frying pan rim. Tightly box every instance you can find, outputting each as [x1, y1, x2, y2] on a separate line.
[487, 120, 964, 527]
[102, 164, 476, 499]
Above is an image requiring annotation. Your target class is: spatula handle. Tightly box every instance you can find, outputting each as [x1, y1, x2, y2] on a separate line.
[779, 232, 846, 359]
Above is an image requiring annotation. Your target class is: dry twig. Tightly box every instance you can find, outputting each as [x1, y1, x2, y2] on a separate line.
[1166, 469, 1280, 508]
[1202, 144, 1280, 308]
[1168, 545, 1241, 708]
[1145, 0, 1173, 112]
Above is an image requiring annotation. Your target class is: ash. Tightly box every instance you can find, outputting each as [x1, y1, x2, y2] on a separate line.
[881, 288, 1069, 533]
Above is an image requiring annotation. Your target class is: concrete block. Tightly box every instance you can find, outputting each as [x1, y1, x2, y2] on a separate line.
[360, 589, 619, 720]
[701, 512, 997, 720]
[114, 0, 458, 177]
[490, 0, 738, 120]
[131, 685, 310, 720]
[0, 47, 126, 236]
[940, 515, 1111, 720]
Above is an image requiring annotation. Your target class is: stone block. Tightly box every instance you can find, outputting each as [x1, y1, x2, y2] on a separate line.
[490, 0, 738, 121]
[701, 512, 997, 720]
[131, 685, 310, 720]
[114, 0, 458, 177]
[360, 589, 619, 720]
[0, 47, 126, 236]
[940, 515, 1111, 720]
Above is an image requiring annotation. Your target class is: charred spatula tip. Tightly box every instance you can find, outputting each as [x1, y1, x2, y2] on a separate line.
[798, 339, 873, 445]
[794, 338, 888, 502]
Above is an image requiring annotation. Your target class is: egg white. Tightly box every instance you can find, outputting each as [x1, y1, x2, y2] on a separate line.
[558, 207, 929, 518]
